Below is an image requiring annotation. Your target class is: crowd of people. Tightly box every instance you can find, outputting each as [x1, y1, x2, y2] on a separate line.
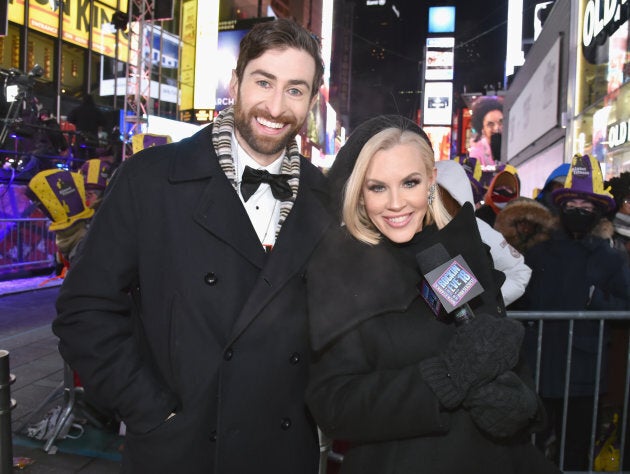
[21, 16, 629, 474]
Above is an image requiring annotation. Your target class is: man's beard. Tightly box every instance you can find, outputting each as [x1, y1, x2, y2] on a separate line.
[233, 101, 302, 157]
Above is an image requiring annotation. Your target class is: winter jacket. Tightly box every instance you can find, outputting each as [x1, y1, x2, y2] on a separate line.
[494, 197, 557, 254]
[514, 220, 630, 397]
[436, 160, 531, 306]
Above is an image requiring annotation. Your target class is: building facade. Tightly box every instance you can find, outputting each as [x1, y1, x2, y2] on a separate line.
[505, 0, 630, 197]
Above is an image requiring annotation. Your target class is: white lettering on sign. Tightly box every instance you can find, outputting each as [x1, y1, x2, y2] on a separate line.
[583, 0, 629, 48]
[608, 120, 630, 148]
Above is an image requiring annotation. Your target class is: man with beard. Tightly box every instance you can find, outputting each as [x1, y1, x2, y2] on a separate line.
[53, 19, 332, 474]
[513, 154, 630, 471]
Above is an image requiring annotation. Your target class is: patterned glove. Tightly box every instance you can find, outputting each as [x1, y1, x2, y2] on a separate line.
[464, 371, 539, 438]
[419, 313, 524, 408]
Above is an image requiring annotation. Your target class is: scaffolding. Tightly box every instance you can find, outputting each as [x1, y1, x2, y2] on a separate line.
[121, 0, 157, 160]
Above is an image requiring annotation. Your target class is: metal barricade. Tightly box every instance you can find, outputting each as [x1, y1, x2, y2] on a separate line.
[508, 310, 630, 474]
[0, 217, 55, 275]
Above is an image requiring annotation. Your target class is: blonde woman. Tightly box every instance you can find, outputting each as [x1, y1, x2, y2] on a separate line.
[306, 115, 561, 474]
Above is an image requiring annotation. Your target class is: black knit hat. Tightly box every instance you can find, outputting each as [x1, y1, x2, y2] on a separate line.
[327, 115, 432, 222]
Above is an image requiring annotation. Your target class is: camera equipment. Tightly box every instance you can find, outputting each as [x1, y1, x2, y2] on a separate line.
[0, 65, 44, 146]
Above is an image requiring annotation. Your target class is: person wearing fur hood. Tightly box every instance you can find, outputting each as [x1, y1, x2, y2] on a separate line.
[435, 160, 531, 306]
[494, 197, 557, 255]
[495, 194, 616, 257]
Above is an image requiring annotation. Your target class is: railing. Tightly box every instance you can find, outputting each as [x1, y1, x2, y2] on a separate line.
[0, 217, 55, 277]
[509, 310, 630, 474]
[322, 310, 630, 474]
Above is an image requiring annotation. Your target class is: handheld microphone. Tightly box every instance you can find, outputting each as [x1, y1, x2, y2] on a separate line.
[416, 242, 484, 325]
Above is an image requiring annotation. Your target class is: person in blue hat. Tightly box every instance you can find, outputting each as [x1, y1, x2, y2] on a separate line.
[514, 154, 630, 470]
[533, 163, 571, 215]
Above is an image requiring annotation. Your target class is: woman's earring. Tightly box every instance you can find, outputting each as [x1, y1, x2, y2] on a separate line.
[428, 184, 436, 206]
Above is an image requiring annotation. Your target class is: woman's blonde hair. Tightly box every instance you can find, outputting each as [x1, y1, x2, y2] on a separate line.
[342, 127, 452, 245]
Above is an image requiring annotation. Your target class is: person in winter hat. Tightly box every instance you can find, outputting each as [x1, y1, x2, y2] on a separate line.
[306, 114, 560, 474]
[533, 163, 570, 215]
[476, 164, 520, 227]
[551, 154, 616, 239]
[436, 159, 531, 306]
[456, 155, 486, 206]
[513, 154, 630, 470]
[79, 158, 115, 209]
[27, 169, 94, 273]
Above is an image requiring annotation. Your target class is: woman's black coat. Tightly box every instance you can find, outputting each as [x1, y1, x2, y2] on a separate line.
[305, 207, 561, 474]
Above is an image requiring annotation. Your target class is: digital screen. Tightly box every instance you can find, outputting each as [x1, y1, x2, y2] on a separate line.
[6, 84, 18, 102]
[428, 6, 456, 34]
[215, 29, 249, 111]
[425, 37, 455, 80]
[423, 81, 453, 125]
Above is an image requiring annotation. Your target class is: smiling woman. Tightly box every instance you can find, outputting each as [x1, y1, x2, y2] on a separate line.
[344, 127, 440, 244]
[305, 115, 563, 474]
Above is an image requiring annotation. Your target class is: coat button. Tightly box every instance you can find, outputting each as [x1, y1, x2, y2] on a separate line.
[289, 352, 300, 364]
[224, 348, 233, 361]
[204, 272, 218, 285]
[280, 417, 292, 430]
[209, 430, 217, 442]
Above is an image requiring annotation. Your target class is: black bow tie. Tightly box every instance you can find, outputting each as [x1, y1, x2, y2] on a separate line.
[240, 165, 292, 202]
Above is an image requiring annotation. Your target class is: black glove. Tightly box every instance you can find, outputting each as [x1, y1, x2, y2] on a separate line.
[419, 313, 524, 408]
[464, 371, 539, 438]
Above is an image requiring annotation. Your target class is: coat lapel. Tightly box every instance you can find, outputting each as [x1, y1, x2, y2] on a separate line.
[227, 170, 333, 344]
[170, 125, 266, 269]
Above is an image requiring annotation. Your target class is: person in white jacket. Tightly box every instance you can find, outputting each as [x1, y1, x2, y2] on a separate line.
[436, 159, 531, 306]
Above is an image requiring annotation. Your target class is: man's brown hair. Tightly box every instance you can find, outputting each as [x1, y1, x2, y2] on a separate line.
[235, 18, 324, 99]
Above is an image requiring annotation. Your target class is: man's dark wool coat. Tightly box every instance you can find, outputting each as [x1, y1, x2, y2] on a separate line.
[53, 124, 332, 473]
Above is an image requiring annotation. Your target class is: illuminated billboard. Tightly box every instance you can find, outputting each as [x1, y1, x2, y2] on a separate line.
[214, 18, 274, 112]
[428, 6, 456, 34]
[9, 0, 128, 60]
[425, 37, 454, 81]
[423, 126, 452, 161]
[423, 81, 453, 126]
[99, 24, 179, 104]
[215, 29, 248, 111]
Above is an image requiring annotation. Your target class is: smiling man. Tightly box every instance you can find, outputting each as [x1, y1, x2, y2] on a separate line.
[53, 19, 332, 474]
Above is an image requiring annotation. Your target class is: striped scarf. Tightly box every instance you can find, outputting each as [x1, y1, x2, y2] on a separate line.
[211, 106, 301, 240]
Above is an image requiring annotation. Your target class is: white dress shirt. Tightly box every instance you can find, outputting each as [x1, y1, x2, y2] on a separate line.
[233, 135, 283, 249]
